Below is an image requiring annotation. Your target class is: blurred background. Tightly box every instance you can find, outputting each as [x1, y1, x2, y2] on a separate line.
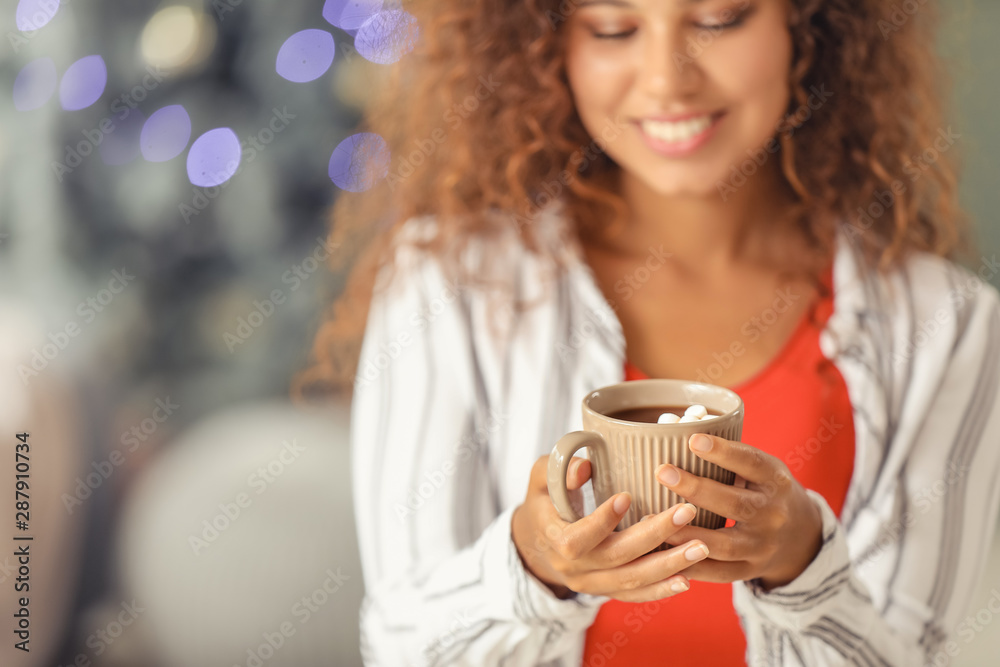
[0, 1, 996, 666]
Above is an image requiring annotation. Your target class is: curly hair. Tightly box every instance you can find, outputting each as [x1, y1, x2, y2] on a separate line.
[294, 0, 969, 399]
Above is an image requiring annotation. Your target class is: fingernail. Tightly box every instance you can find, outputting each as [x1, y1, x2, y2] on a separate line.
[672, 503, 697, 526]
[613, 493, 630, 514]
[690, 435, 713, 453]
[569, 459, 580, 479]
[685, 543, 710, 561]
[669, 579, 689, 594]
[658, 465, 680, 486]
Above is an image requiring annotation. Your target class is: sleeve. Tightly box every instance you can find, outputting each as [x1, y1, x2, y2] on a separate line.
[351, 240, 607, 667]
[732, 275, 1000, 665]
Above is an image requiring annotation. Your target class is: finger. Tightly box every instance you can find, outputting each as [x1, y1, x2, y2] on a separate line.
[548, 492, 632, 560]
[529, 455, 550, 492]
[675, 558, 754, 584]
[656, 464, 767, 523]
[611, 574, 691, 604]
[687, 434, 781, 485]
[666, 525, 757, 562]
[577, 539, 710, 597]
[567, 457, 592, 491]
[588, 503, 699, 567]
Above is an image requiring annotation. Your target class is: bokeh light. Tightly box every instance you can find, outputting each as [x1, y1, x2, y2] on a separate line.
[141, 105, 192, 163]
[100, 109, 147, 166]
[13, 57, 57, 111]
[187, 128, 242, 187]
[323, 0, 383, 31]
[16, 0, 61, 32]
[59, 55, 107, 111]
[328, 132, 389, 192]
[141, 5, 215, 73]
[276, 29, 336, 83]
[355, 10, 418, 65]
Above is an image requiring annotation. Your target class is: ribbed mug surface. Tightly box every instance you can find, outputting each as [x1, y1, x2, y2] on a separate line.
[581, 380, 744, 540]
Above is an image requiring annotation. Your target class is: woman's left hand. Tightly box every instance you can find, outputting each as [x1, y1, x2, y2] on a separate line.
[659, 433, 824, 590]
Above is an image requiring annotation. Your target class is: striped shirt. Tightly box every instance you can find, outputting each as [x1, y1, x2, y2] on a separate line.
[350, 201, 1000, 666]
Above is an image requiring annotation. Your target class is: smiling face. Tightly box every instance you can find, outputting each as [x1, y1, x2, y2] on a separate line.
[564, 0, 794, 199]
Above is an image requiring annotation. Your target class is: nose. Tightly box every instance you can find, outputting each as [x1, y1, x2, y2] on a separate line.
[636, 23, 703, 103]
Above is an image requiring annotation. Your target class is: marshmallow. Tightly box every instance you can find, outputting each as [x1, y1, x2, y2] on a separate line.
[684, 404, 708, 420]
[679, 415, 701, 423]
[699, 413, 718, 421]
[657, 412, 681, 424]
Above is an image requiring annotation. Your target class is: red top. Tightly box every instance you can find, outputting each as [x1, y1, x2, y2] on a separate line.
[583, 268, 856, 666]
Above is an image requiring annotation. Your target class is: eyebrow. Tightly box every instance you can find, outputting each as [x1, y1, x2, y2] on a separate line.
[577, 0, 709, 7]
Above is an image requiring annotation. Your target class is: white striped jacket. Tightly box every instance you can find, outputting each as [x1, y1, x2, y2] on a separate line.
[351, 202, 1000, 666]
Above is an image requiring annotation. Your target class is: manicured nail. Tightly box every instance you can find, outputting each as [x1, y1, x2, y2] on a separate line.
[613, 493, 631, 514]
[569, 459, 581, 479]
[690, 434, 713, 453]
[658, 465, 680, 487]
[672, 503, 697, 526]
[685, 543, 710, 561]
[670, 579, 689, 594]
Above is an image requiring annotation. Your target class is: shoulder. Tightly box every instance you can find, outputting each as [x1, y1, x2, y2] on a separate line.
[375, 202, 574, 307]
[830, 236, 1000, 374]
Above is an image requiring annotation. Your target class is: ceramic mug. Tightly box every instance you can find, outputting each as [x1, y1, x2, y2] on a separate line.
[548, 379, 744, 546]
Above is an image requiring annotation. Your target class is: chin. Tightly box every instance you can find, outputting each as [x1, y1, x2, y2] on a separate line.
[627, 163, 731, 199]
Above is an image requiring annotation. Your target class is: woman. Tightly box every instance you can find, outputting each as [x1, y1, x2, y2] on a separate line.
[300, 0, 1000, 664]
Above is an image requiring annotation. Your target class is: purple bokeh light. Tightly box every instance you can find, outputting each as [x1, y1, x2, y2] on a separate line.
[141, 105, 192, 162]
[59, 55, 107, 111]
[328, 132, 390, 192]
[322, 0, 383, 31]
[16, 0, 61, 32]
[13, 57, 57, 111]
[355, 10, 418, 65]
[187, 128, 242, 187]
[276, 29, 335, 83]
[99, 109, 146, 166]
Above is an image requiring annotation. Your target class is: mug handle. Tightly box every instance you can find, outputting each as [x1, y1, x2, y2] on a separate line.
[547, 431, 608, 523]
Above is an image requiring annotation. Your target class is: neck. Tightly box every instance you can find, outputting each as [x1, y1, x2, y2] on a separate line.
[608, 161, 801, 276]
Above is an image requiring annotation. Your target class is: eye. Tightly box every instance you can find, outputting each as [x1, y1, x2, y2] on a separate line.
[694, 7, 751, 31]
[591, 28, 637, 40]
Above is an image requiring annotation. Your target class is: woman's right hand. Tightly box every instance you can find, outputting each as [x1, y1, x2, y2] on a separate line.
[511, 455, 711, 603]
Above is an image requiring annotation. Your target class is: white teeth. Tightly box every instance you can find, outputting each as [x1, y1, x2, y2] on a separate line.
[641, 115, 712, 144]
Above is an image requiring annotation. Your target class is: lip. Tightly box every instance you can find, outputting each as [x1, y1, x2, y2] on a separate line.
[635, 111, 726, 158]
